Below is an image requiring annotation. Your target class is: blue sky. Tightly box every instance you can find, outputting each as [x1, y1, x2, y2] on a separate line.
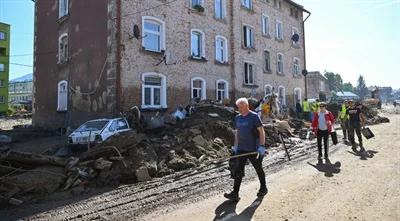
[0, 0, 399, 88]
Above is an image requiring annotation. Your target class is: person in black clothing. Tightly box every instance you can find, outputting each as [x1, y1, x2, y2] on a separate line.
[346, 101, 366, 151]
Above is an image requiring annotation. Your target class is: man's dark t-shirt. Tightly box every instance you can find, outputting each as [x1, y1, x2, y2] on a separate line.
[235, 111, 263, 152]
[347, 107, 361, 126]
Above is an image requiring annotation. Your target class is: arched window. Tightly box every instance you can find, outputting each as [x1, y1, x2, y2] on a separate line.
[191, 77, 206, 100]
[57, 80, 68, 111]
[142, 16, 166, 52]
[141, 73, 167, 108]
[294, 87, 302, 105]
[215, 35, 228, 63]
[216, 79, 229, 101]
[264, 84, 273, 96]
[278, 85, 286, 106]
[58, 0, 68, 18]
[191, 29, 205, 59]
[58, 33, 68, 64]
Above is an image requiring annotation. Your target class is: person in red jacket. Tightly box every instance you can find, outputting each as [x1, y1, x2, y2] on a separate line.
[312, 102, 335, 160]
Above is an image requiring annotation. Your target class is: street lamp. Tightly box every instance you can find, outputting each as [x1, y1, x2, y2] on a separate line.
[302, 69, 308, 98]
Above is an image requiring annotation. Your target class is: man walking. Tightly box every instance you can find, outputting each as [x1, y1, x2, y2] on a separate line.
[347, 101, 366, 151]
[311, 102, 335, 160]
[224, 98, 268, 201]
[339, 100, 350, 143]
[302, 98, 311, 122]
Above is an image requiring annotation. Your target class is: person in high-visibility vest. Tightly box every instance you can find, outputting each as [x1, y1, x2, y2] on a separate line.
[339, 100, 350, 142]
[302, 98, 311, 122]
[310, 99, 320, 122]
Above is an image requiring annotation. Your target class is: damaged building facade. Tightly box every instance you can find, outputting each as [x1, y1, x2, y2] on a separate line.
[33, 0, 309, 129]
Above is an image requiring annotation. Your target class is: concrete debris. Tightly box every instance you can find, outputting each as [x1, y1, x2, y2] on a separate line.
[135, 166, 151, 182]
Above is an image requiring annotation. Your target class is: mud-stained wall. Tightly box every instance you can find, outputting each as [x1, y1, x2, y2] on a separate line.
[119, 0, 306, 113]
[33, 0, 110, 129]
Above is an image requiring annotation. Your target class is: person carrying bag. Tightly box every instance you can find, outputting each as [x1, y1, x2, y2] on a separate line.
[312, 102, 336, 160]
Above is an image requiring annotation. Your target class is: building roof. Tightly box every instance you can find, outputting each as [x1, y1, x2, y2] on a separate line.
[287, 0, 310, 13]
[307, 71, 327, 80]
[335, 91, 359, 98]
[10, 73, 33, 83]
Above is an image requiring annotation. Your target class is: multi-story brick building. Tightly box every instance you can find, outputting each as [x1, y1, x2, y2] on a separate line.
[306, 71, 331, 100]
[33, 0, 310, 129]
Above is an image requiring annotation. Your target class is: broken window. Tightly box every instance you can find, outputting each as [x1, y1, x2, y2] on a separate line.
[191, 78, 206, 99]
[58, 34, 68, 63]
[59, 0, 68, 18]
[57, 80, 68, 111]
[216, 80, 228, 101]
[142, 17, 165, 52]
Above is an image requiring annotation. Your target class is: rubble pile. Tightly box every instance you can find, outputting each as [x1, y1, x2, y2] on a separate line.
[0, 104, 306, 206]
[362, 106, 390, 125]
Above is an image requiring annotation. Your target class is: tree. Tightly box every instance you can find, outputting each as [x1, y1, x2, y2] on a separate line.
[324, 71, 343, 91]
[355, 75, 369, 99]
[342, 82, 355, 92]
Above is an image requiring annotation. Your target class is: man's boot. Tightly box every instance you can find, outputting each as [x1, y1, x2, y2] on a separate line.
[257, 186, 268, 197]
[224, 191, 240, 201]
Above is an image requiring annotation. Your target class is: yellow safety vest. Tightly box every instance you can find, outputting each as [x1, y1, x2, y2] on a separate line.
[302, 101, 310, 112]
[340, 104, 349, 120]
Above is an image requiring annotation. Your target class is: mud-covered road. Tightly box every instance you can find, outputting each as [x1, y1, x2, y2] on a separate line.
[1, 114, 399, 221]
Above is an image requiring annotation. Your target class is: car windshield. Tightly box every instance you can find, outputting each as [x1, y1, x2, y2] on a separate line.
[75, 120, 110, 132]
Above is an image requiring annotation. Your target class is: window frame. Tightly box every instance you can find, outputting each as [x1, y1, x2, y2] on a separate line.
[190, 0, 204, 8]
[58, 33, 68, 64]
[241, 0, 253, 9]
[0, 32, 6, 41]
[142, 16, 166, 53]
[243, 25, 255, 48]
[244, 61, 256, 85]
[293, 57, 300, 76]
[0, 63, 4, 72]
[216, 79, 229, 100]
[141, 72, 167, 109]
[57, 80, 68, 112]
[278, 85, 286, 106]
[215, 35, 228, 63]
[191, 77, 207, 100]
[277, 53, 284, 74]
[264, 50, 271, 72]
[264, 84, 273, 96]
[275, 20, 283, 40]
[214, 0, 226, 19]
[58, 0, 69, 18]
[261, 14, 270, 36]
[191, 29, 206, 59]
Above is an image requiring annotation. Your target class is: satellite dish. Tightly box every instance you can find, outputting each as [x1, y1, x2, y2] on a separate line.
[291, 33, 299, 43]
[133, 24, 140, 39]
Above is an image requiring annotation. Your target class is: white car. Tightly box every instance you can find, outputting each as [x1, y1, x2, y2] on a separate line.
[68, 118, 131, 146]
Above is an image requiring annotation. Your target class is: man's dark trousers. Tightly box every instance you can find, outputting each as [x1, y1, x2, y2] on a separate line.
[233, 150, 266, 194]
[317, 129, 329, 158]
[349, 124, 363, 147]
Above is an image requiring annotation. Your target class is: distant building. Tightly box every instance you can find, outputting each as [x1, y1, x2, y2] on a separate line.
[334, 91, 359, 101]
[0, 22, 10, 114]
[9, 73, 33, 109]
[306, 71, 331, 100]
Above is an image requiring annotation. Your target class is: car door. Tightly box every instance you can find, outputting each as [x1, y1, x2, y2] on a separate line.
[101, 120, 117, 141]
[116, 119, 130, 133]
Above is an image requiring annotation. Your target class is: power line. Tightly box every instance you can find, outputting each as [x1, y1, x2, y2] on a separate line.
[9, 51, 57, 57]
[10, 63, 33, 67]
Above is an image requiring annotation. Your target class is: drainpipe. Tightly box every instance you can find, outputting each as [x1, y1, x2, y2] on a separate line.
[302, 10, 311, 99]
[116, 0, 122, 114]
[229, 0, 236, 102]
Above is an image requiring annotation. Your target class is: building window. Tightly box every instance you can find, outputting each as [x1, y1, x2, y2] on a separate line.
[142, 73, 167, 109]
[0, 80, 4, 87]
[191, 0, 204, 8]
[0, 63, 4, 72]
[215, 35, 228, 63]
[243, 25, 254, 48]
[264, 84, 273, 96]
[275, 21, 283, 40]
[278, 86, 286, 106]
[294, 88, 302, 105]
[293, 57, 300, 76]
[191, 77, 206, 100]
[58, 34, 68, 64]
[264, 51, 271, 72]
[0, 32, 5, 40]
[320, 80, 325, 92]
[262, 15, 270, 36]
[215, 0, 226, 19]
[242, 0, 253, 9]
[142, 16, 165, 52]
[292, 27, 299, 46]
[58, 0, 68, 18]
[277, 53, 284, 74]
[244, 62, 255, 85]
[191, 29, 205, 59]
[216, 80, 229, 101]
[0, 96, 5, 104]
[57, 80, 68, 112]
